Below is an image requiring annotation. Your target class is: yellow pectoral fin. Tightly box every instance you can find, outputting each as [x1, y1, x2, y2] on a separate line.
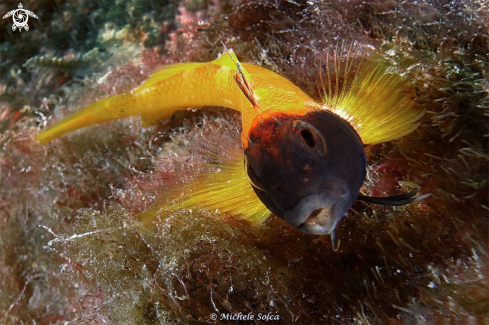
[140, 150, 271, 226]
[323, 44, 425, 145]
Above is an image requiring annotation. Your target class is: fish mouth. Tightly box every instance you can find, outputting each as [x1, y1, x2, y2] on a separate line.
[283, 180, 351, 235]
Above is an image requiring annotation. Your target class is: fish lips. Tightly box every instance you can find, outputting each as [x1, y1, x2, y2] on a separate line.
[283, 179, 351, 235]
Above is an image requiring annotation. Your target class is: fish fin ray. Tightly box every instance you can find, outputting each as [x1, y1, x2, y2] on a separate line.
[140, 143, 270, 226]
[323, 43, 425, 145]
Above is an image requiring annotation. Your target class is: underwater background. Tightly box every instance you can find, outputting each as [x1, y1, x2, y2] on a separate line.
[0, 0, 488, 324]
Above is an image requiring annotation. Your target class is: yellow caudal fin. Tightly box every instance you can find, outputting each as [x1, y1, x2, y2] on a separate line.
[323, 43, 425, 145]
[139, 140, 270, 226]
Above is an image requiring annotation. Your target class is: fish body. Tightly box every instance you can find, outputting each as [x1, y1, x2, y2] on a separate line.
[36, 45, 425, 235]
[36, 52, 317, 145]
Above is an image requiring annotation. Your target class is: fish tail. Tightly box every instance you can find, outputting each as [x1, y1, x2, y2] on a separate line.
[36, 50, 254, 144]
[36, 92, 134, 144]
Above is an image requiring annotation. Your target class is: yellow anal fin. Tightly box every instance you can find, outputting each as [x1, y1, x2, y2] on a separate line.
[139, 148, 270, 226]
[323, 43, 425, 145]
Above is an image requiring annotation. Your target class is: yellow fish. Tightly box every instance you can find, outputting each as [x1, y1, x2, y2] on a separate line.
[36, 43, 426, 236]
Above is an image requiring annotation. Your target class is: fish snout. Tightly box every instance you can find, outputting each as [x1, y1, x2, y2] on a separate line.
[283, 180, 351, 235]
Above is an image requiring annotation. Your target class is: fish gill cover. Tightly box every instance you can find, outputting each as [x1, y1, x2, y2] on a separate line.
[0, 0, 488, 324]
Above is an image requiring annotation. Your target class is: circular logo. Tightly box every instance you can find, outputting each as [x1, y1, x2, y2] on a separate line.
[2, 3, 38, 32]
[13, 9, 28, 28]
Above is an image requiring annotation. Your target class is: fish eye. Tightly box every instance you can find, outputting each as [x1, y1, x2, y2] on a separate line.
[292, 120, 327, 157]
[299, 129, 317, 149]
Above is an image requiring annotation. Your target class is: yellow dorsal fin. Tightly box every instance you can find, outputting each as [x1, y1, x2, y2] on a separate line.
[139, 139, 270, 226]
[214, 46, 241, 69]
[323, 43, 425, 145]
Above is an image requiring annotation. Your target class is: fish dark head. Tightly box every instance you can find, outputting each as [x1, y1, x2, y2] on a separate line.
[244, 110, 366, 235]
